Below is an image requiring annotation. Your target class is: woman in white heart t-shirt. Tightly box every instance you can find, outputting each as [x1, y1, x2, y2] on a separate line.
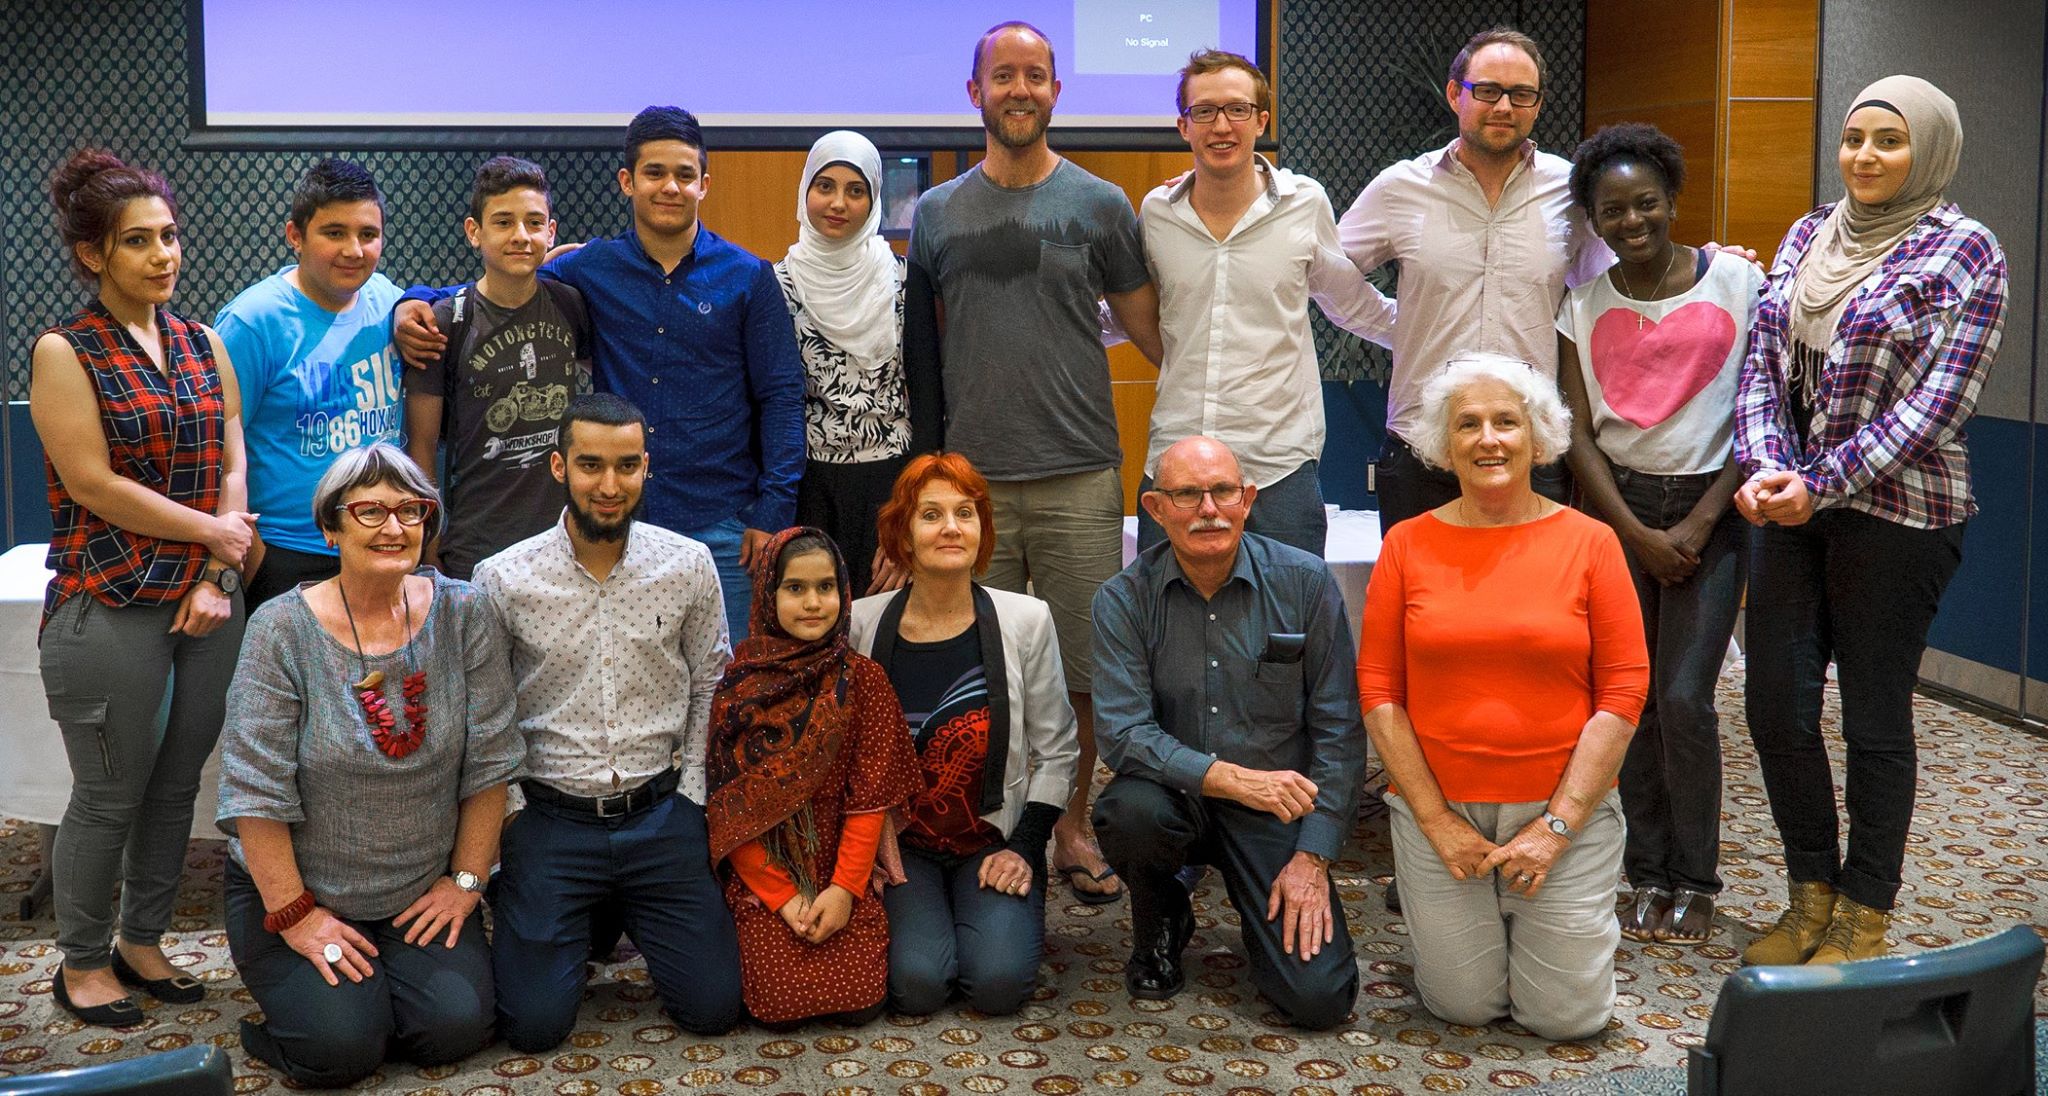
[1554, 123, 1763, 950]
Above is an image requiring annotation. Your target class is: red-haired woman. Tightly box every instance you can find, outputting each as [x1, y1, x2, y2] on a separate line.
[31, 149, 258, 1025]
[848, 452, 1080, 1016]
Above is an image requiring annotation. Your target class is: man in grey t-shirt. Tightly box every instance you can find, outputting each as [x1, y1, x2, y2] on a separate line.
[904, 20, 1164, 903]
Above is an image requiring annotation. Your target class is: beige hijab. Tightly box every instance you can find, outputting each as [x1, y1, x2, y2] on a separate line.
[1788, 75, 1962, 352]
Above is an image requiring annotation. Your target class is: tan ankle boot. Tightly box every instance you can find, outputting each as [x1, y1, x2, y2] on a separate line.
[1805, 895, 1889, 964]
[1742, 881, 1836, 966]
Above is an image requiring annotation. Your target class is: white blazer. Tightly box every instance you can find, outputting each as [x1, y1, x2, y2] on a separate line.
[850, 584, 1079, 838]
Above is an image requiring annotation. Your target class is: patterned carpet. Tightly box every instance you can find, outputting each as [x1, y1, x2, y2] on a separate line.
[2, 669, 2044, 1094]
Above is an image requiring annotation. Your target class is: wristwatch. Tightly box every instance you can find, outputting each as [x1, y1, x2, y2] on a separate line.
[452, 870, 485, 894]
[205, 565, 241, 595]
[1540, 811, 1577, 841]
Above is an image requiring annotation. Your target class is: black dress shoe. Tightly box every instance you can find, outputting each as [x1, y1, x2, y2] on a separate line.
[112, 950, 206, 1005]
[1384, 877, 1402, 914]
[52, 968, 144, 1027]
[1125, 908, 1195, 1001]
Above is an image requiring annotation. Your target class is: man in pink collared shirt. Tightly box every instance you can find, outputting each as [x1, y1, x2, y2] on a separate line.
[1337, 27, 1612, 536]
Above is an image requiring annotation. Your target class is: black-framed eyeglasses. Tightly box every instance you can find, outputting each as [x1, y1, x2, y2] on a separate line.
[1460, 81, 1542, 108]
[1150, 483, 1247, 510]
[337, 498, 438, 528]
[1181, 101, 1260, 124]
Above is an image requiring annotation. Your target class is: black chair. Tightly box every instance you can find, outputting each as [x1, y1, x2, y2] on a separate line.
[0, 1045, 230, 1096]
[1688, 925, 2043, 1096]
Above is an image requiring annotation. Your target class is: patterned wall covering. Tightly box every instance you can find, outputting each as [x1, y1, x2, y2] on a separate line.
[0, 0, 1583, 404]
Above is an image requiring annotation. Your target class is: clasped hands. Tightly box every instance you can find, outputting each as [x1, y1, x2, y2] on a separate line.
[1418, 810, 1569, 898]
[1734, 468, 1815, 527]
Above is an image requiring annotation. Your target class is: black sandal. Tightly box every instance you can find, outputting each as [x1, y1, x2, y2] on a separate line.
[52, 968, 144, 1027]
[1656, 889, 1716, 945]
[112, 950, 206, 1004]
[1619, 885, 1673, 943]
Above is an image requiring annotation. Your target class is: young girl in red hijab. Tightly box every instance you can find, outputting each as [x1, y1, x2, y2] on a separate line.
[706, 528, 922, 1026]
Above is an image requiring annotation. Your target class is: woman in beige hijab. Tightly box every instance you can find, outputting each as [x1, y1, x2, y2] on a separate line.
[1732, 75, 2008, 965]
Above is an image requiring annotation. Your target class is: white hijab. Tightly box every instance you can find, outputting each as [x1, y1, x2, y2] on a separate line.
[782, 130, 901, 371]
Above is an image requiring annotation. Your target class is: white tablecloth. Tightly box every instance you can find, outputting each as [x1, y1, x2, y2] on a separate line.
[0, 542, 225, 837]
[1121, 509, 1382, 641]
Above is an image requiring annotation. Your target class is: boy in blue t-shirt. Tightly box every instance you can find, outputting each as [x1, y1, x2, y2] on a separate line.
[403, 157, 589, 580]
[215, 158, 403, 606]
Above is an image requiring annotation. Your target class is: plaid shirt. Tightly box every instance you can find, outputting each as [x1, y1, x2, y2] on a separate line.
[1735, 203, 2007, 529]
[41, 303, 224, 623]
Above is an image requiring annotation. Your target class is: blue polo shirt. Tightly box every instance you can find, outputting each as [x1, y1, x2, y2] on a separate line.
[402, 225, 803, 533]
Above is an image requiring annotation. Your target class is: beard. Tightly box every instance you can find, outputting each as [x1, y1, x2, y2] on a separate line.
[982, 101, 1050, 149]
[566, 492, 643, 543]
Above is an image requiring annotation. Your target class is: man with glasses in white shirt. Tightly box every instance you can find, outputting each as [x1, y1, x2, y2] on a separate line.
[1137, 50, 1391, 557]
[1337, 27, 1610, 537]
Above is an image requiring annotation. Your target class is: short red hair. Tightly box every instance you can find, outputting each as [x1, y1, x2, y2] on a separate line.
[876, 452, 997, 576]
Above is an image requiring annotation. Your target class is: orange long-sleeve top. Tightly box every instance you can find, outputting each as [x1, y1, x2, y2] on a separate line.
[1356, 508, 1649, 803]
[729, 810, 887, 910]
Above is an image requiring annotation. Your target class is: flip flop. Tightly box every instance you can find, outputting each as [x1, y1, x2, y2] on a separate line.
[1060, 864, 1124, 905]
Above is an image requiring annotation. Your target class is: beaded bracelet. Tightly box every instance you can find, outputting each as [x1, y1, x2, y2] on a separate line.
[263, 889, 317, 934]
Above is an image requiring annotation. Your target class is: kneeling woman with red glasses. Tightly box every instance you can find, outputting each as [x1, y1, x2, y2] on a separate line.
[217, 443, 524, 1086]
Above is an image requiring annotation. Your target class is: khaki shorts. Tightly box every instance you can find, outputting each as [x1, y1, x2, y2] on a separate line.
[982, 468, 1125, 694]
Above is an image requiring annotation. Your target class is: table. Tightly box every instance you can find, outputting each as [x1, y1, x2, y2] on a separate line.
[0, 542, 225, 837]
[1121, 508, 1382, 641]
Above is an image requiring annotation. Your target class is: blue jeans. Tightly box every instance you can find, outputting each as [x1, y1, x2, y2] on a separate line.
[225, 860, 492, 1088]
[1608, 468, 1745, 895]
[489, 792, 742, 1049]
[1137, 459, 1329, 557]
[882, 843, 1045, 1016]
[681, 517, 751, 643]
[1744, 511, 1964, 910]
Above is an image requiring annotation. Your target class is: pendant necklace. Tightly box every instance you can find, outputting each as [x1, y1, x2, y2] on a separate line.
[1616, 243, 1681, 330]
[342, 579, 429, 759]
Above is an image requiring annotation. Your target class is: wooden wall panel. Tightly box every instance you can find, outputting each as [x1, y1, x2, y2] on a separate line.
[1724, 99, 1819, 260]
[1727, 0, 1822, 99]
[1586, 0, 1719, 113]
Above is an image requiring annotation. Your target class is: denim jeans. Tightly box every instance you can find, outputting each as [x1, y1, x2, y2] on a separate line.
[1374, 433, 1572, 535]
[1608, 467, 1745, 895]
[882, 843, 1046, 1017]
[1137, 459, 1329, 558]
[682, 516, 751, 643]
[1744, 510, 1964, 910]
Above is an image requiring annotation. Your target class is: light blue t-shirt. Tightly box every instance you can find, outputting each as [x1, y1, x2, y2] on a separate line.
[215, 269, 404, 555]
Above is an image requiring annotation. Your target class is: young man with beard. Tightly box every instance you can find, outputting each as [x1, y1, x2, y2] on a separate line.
[471, 393, 740, 1049]
[904, 20, 1164, 903]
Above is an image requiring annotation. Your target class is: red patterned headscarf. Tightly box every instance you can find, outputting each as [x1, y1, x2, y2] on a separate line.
[706, 528, 853, 888]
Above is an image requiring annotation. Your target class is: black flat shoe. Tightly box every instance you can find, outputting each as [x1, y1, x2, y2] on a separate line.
[52, 968, 144, 1027]
[112, 950, 206, 1005]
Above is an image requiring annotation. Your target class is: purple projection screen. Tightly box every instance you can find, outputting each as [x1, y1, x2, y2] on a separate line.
[192, 0, 1265, 142]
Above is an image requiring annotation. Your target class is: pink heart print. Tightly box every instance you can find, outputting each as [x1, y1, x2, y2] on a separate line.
[1588, 301, 1737, 429]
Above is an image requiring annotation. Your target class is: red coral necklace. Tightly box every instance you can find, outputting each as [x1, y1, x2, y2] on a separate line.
[341, 579, 428, 759]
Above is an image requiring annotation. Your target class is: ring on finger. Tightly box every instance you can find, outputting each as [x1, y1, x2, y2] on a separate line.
[322, 943, 343, 963]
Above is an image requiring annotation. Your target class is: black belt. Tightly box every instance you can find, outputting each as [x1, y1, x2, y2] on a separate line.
[522, 768, 679, 819]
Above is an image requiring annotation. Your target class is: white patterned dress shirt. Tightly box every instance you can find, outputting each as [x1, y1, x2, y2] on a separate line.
[472, 514, 730, 805]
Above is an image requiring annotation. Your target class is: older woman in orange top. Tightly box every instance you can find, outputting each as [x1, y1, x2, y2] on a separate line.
[1358, 352, 1648, 1041]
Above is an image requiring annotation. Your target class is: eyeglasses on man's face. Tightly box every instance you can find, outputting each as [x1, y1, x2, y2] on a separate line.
[1151, 483, 1247, 510]
[1460, 81, 1542, 108]
[337, 498, 437, 528]
[1181, 101, 1261, 124]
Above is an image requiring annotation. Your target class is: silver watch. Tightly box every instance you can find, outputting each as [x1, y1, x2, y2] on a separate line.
[452, 870, 485, 893]
[1540, 811, 1577, 841]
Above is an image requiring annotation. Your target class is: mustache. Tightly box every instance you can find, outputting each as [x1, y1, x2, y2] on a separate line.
[1189, 518, 1232, 532]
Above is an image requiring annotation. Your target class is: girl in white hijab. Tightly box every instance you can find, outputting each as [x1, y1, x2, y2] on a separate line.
[1733, 75, 2008, 966]
[776, 131, 915, 595]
